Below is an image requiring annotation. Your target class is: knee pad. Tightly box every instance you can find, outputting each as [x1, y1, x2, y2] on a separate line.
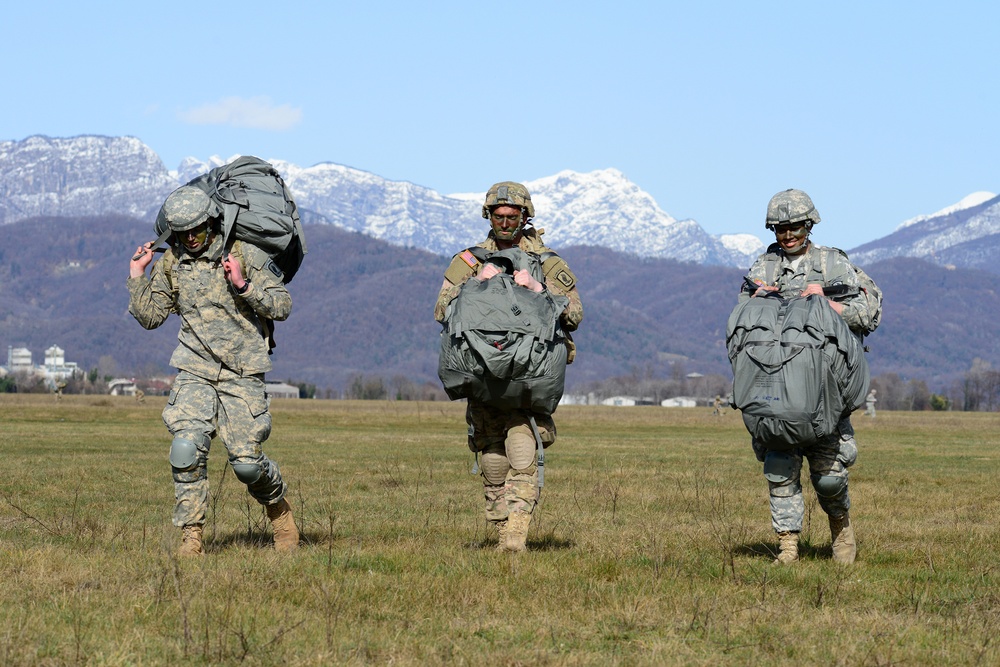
[763, 451, 796, 484]
[232, 461, 263, 485]
[506, 427, 536, 471]
[813, 474, 848, 498]
[170, 433, 208, 471]
[837, 437, 858, 468]
[480, 450, 510, 486]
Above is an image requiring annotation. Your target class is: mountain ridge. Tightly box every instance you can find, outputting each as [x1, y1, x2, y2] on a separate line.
[2, 135, 762, 266]
[2, 214, 997, 396]
[7, 133, 999, 275]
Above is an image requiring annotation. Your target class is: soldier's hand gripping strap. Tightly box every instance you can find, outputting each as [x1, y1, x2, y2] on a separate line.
[131, 227, 174, 261]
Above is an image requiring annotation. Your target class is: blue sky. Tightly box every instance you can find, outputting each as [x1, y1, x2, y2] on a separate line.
[3, 1, 997, 250]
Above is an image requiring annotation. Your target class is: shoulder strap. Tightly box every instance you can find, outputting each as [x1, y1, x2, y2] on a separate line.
[760, 250, 782, 285]
[815, 246, 849, 280]
[229, 239, 246, 275]
[159, 249, 179, 291]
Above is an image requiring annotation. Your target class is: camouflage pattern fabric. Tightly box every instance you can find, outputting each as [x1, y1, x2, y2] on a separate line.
[162, 186, 215, 232]
[164, 370, 286, 527]
[468, 399, 555, 521]
[128, 234, 292, 528]
[437, 227, 581, 524]
[755, 416, 857, 533]
[741, 240, 876, 534]
[765, 189, 821, 227]
[128, 234, 291, 378]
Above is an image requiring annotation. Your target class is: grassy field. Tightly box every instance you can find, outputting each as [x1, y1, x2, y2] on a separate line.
[2, 394, 1000, 666]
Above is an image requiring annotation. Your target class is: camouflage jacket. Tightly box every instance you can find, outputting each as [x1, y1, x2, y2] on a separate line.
[127, 234, 292, 378]
[434, 227, 584, 332]
[740, 241, 876, 335]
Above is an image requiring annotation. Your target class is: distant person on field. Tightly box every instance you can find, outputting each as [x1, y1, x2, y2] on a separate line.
[127, 186, 299, 556]
[864, 389, 877, 418]
[740, 189, 881, 565]
[712, 395, 723, 416]
[435, 182, 583, 552]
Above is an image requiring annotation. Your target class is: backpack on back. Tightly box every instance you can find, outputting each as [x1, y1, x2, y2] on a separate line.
[438, 247, 570, 415]
[155, 156, 307, 283]
[726, 292, 870, 450]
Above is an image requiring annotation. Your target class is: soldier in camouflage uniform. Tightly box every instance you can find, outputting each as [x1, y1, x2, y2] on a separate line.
[127, 186, 299, 556]
[435, 182, 583, 552]
[740, 189, 880, 565]
[865, 389, 877, 417]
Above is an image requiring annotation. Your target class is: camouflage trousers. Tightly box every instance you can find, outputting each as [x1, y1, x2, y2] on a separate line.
[467, 401, 555, 523]
[162, 370, 287, 527]
[752, 417, 858, 534]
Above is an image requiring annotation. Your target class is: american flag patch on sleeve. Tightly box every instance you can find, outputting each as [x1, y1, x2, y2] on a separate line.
[459, 250, 479, 269]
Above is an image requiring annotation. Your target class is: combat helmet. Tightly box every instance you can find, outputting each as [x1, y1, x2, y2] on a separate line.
[161, 186, 219, 232]
[765, 189, 821, 229]
[481, 181, 535, 220]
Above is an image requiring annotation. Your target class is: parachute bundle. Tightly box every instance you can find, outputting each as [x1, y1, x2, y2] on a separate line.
[155, 156, 307, 283]
[438, 247, 570, 415]
[727, 293, 869, 450]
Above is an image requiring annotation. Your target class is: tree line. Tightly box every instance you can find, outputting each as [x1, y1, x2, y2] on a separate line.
[8, 357, 1000, 413]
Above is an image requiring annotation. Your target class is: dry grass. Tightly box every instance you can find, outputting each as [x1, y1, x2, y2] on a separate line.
[2, 394, 1000, 665]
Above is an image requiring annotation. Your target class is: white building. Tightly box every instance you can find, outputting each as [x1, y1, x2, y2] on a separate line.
[661, 397, 697, 408]
[4, 345, 81, 387]
[108, 378, 138, 397]
[7, 346, 32, 373]
[42, 345, 80, 382]
[265, 382, 300, 399]
[601, 395, 639, 407]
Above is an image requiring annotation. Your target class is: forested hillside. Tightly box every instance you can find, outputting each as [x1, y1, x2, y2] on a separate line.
[1, 216, 997, 396]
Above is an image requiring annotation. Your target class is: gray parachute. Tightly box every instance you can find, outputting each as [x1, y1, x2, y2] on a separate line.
[438, 247, 570, 415]
[155, 156, 307, 283]
[727, 292, 869, 450]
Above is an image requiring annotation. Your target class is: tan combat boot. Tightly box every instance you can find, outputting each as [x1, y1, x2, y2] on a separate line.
[829, 512, 856, 564]
[504, 511, 532, 553]
[266, 498, 299, 552]
[773, 531, 799, 564]
[179, 525, 204, 556]
[495, 520, 508, 552]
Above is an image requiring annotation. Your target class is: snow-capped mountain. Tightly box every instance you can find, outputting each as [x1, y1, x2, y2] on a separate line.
[178, 155, 763, 266]
[850, 192, 1000, 272]
[894, 192, 996, 231]
[2, 134, 764, 265]
[0, 135, 177, 223]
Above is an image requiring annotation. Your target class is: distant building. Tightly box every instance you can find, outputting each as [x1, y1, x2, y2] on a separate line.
[42, 345, 80, 382]
[661, 397, 697, 408]
[108, 378, 138, 397]
[266, 382, 300, 399]
[7, 346, 32, 373]
[601, 396, 639, 407]
[4, 344, 80, 387]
